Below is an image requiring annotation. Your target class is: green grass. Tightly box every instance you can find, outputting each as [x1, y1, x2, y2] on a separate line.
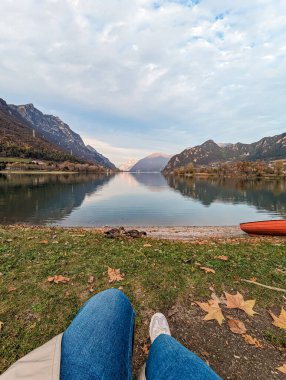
[0, 157, 33, 163]
[1, 226, 286, 373]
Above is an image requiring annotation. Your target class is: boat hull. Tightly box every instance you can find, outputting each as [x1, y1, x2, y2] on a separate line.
[240, 220, 286, 236]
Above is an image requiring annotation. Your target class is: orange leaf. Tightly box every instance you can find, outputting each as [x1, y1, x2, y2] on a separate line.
[269, 308, 286, 329]
[277, 364, 286, 374]
[196, 299, 224, 325]
[107, 267, 124, 283]
[227, 318, 247, 334]
[39, 240, 49, 244]
[47, 275, 70, 284]
[225, 292, 257, 316]
[142, 343, 150, 355]
[216, 255, 228, 261]
[200, 267, 215, 274]
[243, 334, 262, 348]
[249, 277, 257, 282]
[8, 286, 17, 292]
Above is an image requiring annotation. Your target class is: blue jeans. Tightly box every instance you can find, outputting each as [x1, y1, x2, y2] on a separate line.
[60, 289, 221, 380]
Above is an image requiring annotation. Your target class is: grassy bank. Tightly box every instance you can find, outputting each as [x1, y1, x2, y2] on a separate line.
[1, 226, 286, 378]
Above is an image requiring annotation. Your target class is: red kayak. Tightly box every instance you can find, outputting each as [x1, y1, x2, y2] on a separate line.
[240, 220, 286, 236]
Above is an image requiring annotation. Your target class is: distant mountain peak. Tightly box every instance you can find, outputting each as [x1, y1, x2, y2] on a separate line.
[130, 152, 171, 172]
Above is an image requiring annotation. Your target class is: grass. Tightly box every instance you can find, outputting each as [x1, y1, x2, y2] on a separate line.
[0, 157, 33, 163]
[1, 226, 286, 374]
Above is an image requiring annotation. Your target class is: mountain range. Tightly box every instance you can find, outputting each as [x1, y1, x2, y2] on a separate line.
[0, 98, 116, 170]
[163, 133, 286, 173]
[130, 153, 172, 172]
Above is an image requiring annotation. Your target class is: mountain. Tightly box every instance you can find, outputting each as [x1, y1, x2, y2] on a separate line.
[8, 102, 117, 170]
[130, 153, 172, 172]
[119, 159, 138, 171]
[163, 133, 286, 172]
[0, 98, 82, 163]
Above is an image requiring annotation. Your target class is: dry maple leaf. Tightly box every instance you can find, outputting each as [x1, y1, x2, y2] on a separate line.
[277, 364, 286, 374]
[47, 275, 70, 284]
[243, 334, 262, 348]
[8, 286, 17, 292]
[216, 255, 228, 261]
[107, 267, 124, 283]
[200, 267, 215, 274]
[196, 299, 224, 325]
[269, 308, 286, 329]
[142, 343, 150, 355]
[227, 318, 247, 334]
[225, 292, 257, 316]
[249, 277, 257, 282]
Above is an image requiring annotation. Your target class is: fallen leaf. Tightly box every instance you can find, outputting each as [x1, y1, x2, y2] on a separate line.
[277, 364, 286, 374]
[200, 267, 215, 274]
[243, 334, 262, 348]
[143, 244, 152, 248]
[39, 240, 49, 245]
[216, 255, 228, 261]
[8, 287, 17, 292]
[227, 318, 247, 334]
[269, 308, 286, 329]
[196, 299, 224, 325]
[47, 275, 70, 284]
[0, 321, 3, 331]
[249, 277, 257, 282]
[107, 267, 124, 283]
[142, 343, 150, 355]
[88, 275, 95, 284]
[225, 292, 257, 316]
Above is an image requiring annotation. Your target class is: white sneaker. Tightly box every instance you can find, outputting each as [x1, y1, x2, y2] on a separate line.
[149, 312, 171, 343]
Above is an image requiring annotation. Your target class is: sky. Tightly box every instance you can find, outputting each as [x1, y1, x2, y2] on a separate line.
[1, 0, 286, 167]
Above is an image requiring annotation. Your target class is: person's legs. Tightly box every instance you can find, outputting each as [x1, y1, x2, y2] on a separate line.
[146, 334, 221, 380]
[60, 289, 135, 380]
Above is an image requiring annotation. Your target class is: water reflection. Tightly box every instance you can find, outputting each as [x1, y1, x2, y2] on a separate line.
[165, 175, 286, 217]
[0, 173, 114, 224]
[0, 173, 285, 226]
[130, 172, 168, 191]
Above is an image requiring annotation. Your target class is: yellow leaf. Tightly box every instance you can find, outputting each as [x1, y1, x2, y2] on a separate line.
[107, 267, 124, 283]
[269, 308, 286, 329]
[225, 292, 257, 316]
[216, 255, 228, 261]
[200, 267, 215, 274]
[243, 334, 262, 348]
[143, 244, 152, 248]
[277, 364, 286, 374]
[196, 299, 224, 325]
[227, 318, 247, 334]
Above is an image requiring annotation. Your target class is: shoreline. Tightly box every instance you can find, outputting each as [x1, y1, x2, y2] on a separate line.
[1, 224, 251, 240]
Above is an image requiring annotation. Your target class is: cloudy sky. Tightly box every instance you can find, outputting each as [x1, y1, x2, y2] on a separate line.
[1, 0, 286, 166]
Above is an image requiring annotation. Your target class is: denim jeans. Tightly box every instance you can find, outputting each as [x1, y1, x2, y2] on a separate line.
[60, 289, 221, 380]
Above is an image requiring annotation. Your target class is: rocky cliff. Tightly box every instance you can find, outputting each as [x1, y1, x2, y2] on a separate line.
[8, 102, 117, 170]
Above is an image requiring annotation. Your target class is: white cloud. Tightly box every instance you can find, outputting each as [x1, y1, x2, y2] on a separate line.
[1, 0, 286, 164]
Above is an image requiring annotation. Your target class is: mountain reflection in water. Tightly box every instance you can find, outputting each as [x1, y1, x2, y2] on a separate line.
[0, 172, 285, 226]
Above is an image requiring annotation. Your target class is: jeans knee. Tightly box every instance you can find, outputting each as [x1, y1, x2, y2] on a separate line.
[85, 288, 132, 313]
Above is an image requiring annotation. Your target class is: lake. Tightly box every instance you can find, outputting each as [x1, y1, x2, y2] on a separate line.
[0, 172, 285, 226]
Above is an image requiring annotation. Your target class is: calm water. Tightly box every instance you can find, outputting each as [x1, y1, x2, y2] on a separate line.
[0, 172, 285, 226]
